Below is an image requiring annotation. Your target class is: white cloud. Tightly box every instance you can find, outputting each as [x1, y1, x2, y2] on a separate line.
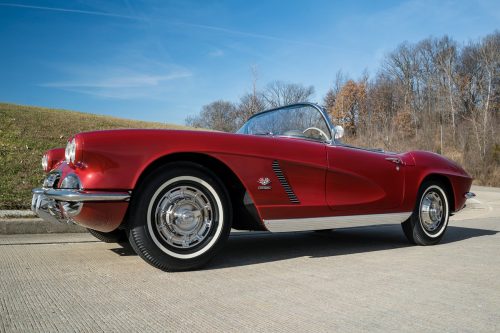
[0, 3, 141, 20]
[40, 66, 192, 100]
[42, 72, 192, 89]
[172, 22, 336, 50]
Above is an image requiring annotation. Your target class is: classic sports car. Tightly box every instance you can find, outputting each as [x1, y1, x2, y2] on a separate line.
[32, 103, 475, 271]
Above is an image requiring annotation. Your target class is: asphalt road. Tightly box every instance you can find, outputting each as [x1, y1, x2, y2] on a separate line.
[0, 186, 499, 332]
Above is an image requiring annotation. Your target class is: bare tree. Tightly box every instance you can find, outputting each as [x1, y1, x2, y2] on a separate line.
[262, 81, 315, 108]
[323, 70, 347, 112]
[366, 73, 397, 145]
[186, 78, 316, 132]
[382, 42, 420, 135]
[185, 100, 239, 132]
[323, 88, 336, 112]
[434, 36, 458, 138]
[473, 32, 500, 158]
[329, 79, 367, 135]
[235, 65, 267, 124]
[328, 31, 500, 186]
[185, 31, 500, 186]
[237, 92, 266, 125]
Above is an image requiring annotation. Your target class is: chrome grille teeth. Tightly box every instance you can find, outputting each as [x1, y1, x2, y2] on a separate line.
[272, 160, 300, 204]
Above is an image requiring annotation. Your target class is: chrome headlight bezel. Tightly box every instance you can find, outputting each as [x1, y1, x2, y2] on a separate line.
[41, 154, 49, 172]
[65, 138, 77, 164]
[60, 173, 81, 189]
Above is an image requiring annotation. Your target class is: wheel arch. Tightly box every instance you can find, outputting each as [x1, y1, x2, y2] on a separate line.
[132, 152, 265, 231]
[419, 173, 455, 212]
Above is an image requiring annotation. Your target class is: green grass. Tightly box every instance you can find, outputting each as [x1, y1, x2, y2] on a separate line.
[0, 103, 192, 209]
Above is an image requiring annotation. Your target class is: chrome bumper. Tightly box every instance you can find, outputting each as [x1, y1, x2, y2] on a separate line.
[31, 188, 130, 224]
[464, 192, 476, 199]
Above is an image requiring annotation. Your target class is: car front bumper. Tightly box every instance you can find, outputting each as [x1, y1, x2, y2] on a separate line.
[31, 188, 130, 228]
[464, 192, 476, 199]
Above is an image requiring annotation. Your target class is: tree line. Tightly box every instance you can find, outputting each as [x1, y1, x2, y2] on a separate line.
[186, 31, 499, 185]
[185, 80, 315, 132]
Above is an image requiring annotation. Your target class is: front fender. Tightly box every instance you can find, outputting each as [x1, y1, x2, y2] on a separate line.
[406, 151, 473, 212]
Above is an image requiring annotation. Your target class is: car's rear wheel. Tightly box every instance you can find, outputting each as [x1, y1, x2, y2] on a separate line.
[402, 181, 450, 245]
[87, 228, 127, 243]
[128, 162, 232, 271]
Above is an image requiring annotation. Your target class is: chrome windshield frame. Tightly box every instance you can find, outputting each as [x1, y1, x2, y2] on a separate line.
[237, 102, 336, 144]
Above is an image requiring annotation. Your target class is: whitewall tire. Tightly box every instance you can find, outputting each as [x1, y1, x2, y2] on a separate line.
[402, 181, 450, 246]
[128, 162, 232, 271]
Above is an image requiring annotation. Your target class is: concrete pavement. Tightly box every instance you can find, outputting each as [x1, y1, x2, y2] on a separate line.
[0, 186, 499, 332]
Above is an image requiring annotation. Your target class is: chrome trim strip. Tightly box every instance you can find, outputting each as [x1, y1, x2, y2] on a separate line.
[32, 188, 130, 202]
[264, 212, 413, 232]
[464, 192, 476, 199]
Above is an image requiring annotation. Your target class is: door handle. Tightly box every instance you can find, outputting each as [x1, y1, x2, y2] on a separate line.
[385, 157, 404, 165]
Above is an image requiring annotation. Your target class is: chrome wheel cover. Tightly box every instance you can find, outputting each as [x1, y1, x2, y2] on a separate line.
[420, 190, 444, 232]
[154, 185, 214, 249]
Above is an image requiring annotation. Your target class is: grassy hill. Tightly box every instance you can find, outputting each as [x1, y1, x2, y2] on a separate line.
[0, 103, 192, 209]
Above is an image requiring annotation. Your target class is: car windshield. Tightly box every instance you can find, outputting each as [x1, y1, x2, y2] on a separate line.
[236, 104, 332, 142]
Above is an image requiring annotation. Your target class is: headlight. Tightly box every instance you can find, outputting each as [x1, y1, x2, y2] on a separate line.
[65, 138, 77, 164]
[41, 154, 48, 171]
[60, 174, 81, 189]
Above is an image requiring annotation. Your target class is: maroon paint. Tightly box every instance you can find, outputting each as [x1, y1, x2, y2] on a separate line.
[44, 129, 473, 232]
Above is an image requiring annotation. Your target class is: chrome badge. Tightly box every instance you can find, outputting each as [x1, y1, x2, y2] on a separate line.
[258, 177, 272, 190]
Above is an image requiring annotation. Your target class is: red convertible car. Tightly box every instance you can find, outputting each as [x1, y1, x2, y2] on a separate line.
[32, 103, 475, 271]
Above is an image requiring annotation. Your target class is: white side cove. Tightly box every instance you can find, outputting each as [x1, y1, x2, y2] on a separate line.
[264, 212, 413, 232]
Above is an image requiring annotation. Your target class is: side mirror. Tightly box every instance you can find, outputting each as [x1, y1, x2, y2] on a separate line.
[333, 125, 344, 140]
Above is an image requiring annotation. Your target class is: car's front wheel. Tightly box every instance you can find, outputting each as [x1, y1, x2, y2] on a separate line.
[402, 181, 450, 245]
[128, 162, 232, 271]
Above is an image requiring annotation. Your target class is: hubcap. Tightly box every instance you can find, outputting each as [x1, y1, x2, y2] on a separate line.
[420, 191, 444, 232]
[154, 185, 214, 249]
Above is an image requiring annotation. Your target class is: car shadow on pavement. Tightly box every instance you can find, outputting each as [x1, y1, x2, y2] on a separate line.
[109, 242, 137, 256]
[107, 225, 497, 269]
[207, 225, 498, 270]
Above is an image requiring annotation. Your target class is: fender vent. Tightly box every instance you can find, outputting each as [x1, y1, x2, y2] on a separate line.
[272, 160, 300, 204]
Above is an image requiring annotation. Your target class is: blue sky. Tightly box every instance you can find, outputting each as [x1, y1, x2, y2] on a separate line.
[0, 0, 499, 125]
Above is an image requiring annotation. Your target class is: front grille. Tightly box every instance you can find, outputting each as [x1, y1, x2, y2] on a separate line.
[43, 171, 61, 189]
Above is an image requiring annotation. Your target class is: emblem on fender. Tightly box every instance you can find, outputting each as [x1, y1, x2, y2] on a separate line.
[258, 177, 272, 190]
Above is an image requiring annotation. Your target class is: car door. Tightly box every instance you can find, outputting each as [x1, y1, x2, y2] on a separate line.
[326, 144, 405, 215]
[212, 135, 328, 221]
[265, 136, 328, 220]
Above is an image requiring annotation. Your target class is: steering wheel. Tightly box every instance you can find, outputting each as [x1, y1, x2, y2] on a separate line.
[303, 127, 329, 141]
